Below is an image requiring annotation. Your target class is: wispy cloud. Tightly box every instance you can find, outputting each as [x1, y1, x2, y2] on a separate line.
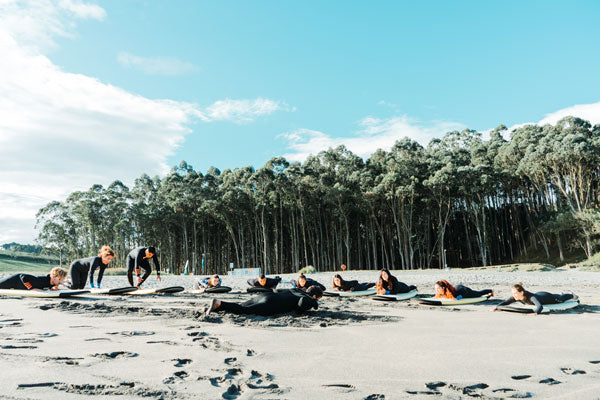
[280, 116, 466, 162]
[0, 1, 290, 243]
[117, 51, 198, 76]
[206, 98, 294, 124]
[59, 0, 106, 20]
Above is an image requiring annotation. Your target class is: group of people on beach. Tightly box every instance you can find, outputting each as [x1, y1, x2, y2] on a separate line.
[0, 245, 161, 291]
[0, 245, 578, 317]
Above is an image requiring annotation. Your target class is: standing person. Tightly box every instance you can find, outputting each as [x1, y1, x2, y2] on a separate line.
[68, 246, 115, 289]
[331, 274, 375, 292]
[291, 273, 325, 291]
[0, 267, 67, 290]
[376, 268, 416, 295]
[247, 274, 281, 289]
[204, 286, 323, 316]
[127, 246, 161, 288]
[491, 283, 578, 315]
[433, 280, 493, 300]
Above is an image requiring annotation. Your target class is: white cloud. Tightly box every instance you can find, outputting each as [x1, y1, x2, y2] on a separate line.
[538, 101, 600, 126]
[0, 1, 289, 244]
[117, 51, 198, 76]
[281, 116, 466, 162]
[206, 98, 294, 123]
[59, 0, 105, 20]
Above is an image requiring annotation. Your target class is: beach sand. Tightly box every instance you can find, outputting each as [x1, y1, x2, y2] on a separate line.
[1, 269, 599, 399]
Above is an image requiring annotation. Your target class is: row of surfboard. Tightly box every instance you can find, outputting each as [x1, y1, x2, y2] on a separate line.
[0, 286, 580, 313]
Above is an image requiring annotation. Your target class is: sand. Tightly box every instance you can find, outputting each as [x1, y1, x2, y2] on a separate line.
[0, 269, 599, 399]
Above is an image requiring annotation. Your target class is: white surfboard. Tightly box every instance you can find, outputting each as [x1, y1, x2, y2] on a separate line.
[419, 295, 491, 306]
[497, 299, 580, 314]
[0, 289, 89, 298]
[126, 286, 185, 295]
[372, 289, 418, 302]
[324, 288, 377, 297]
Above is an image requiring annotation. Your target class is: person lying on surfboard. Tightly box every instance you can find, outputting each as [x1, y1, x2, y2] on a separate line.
[247, 274, 281, 289]
[0, 267, 67, 291]
[126, 246, 161, 288]
[194, 274, 222, 289]
[376, 268, 416, 295]
[291, 273, 325, 291]
[434, 280, 493, 300]
[332, 274, 375, 292]
[491, 283, 578, 315]
[68, 245, 115, 289]
[203, 286, 323, 316]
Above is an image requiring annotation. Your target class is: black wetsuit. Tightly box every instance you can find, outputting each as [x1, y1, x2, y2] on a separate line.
[69, 256, 108, 289]
[335, 280, 375, 292]
[453, 285, 492, 299]
[127, 247, 160, 286]
[291, 278, 326, 291]
[381, 276, 416, 294]
[216, 289, 318, 316]
[498, 291, 575, 314]
[0, 274, 53, 290]
[247, 277, 281, 289]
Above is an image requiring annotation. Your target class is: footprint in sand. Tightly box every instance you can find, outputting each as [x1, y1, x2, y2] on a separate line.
[42, 356, 83, 365]
[224, 357, 237, 365]
[589, 360, 600, 364]
[448, 383, 489, 396]
[90, 351, 138, 359]
[107, 331, 155, 337]
[539, 378, 561, 385]
[1, 345, 37, 349]
[246, 349, 255, 356]
[163, 370, 189, 384]
[364, 395, 385, 400]
[511, 375, 531, 380]
[172, 359, 192, 367]
[85, 338, 110, 342]
[560, 367, 586, 375]
[222, 384, 241, 399]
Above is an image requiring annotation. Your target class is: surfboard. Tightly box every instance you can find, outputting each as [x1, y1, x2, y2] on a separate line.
[127, 286, 185, 295]
[497, 299, 580, 314]
[247, 287, 274, 293]
[188, 286, 232, 294]
[419, 295, 490, 306]
[90, 287, 138, 295]
[372, 289, 418, 302]
[323, 288, 377, 297]
[0, 289, 89, 298]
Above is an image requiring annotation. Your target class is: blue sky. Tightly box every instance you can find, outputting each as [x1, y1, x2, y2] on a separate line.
[1, 0, 600, 243]
[49, 0, 600, 171]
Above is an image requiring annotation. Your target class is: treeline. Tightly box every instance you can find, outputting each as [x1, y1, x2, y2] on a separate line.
[1, 242, 44, 255]
[36, 116, 600, 274]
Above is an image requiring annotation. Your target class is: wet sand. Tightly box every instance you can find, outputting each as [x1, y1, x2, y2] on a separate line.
[1, 269, 599, 399]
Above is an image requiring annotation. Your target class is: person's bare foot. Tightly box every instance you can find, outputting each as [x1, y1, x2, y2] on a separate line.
[204, 298, 220, 316]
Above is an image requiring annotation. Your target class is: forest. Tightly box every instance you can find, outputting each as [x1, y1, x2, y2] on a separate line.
[35, 116, 600, 275]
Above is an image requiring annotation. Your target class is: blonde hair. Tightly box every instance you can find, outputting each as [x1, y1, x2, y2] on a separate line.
[98, 245, 115, 257]
[50, 267, 67, 279]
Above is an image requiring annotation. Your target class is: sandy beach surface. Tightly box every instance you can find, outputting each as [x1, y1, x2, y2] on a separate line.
[1, 269, 599, 399]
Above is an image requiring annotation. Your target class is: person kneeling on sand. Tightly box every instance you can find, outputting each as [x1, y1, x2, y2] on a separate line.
[434, 280, 493, 300]
[247, 274, 281, 289]
[332, 274, 375, 292]
[204, 286, 323, 316]
[0, 267, 67, 291]
[194, 274, 222, 290]
[491, 283, 578, 315]
[376, 268, 416, 295]
[291, 273, 325, 291]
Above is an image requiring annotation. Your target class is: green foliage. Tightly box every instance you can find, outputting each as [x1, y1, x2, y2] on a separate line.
[298, 265, 316, 274]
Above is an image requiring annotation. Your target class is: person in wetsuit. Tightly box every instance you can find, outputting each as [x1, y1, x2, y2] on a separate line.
[291, 273, 325, 291]
[332, 274, 375, 292]
[68, 246, 115, 289]
[491, 283, 578, 314]
[204, 286, 323, 316]
[434, 280, 493, 300]
[376, 268, 416, 295]
[0, 267, 67, 290]
[247, 274, 281, 289]
[127, 246, 161, 288]
[194, 274, 222, 290]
